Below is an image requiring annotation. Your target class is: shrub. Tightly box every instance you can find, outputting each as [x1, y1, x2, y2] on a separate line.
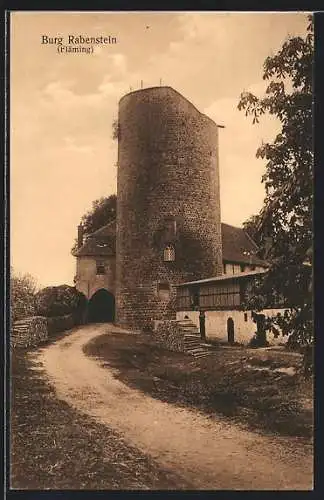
[47, 314, 75, 335]
[35, 285, 86, 319]
[248, 334, 270, 348]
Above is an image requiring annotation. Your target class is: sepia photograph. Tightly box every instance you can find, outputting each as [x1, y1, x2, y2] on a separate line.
[9, 10, 313, 490]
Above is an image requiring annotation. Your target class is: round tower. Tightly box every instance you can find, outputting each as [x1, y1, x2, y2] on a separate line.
[116, 86, 223, 329]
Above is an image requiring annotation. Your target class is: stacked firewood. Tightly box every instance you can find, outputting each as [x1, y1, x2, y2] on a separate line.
[153, 321, 185, 353]
[11, 316, 48, 348]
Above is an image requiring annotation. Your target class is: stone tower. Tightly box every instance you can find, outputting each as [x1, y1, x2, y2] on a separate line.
[116, 86, 223, 329]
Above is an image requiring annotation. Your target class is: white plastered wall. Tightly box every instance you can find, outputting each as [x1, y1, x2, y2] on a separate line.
[176, 308, 288, 345]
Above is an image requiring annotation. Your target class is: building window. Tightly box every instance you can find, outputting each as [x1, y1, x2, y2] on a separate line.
[157, 282, 171, 301]
[244, 312, 248, 322]
[96, 262, 106, 275]
[240, 264, 245, 272]
[223, 263, 227, 274]
[190, 287, 200, 309]
[233, 264, 241, 274]
[163, 245, 175, 262]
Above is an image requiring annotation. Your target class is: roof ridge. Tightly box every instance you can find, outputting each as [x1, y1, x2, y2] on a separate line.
[221, 222, 243, 230]
[177, 269, 268, 287]
[88, 218, 116, 237]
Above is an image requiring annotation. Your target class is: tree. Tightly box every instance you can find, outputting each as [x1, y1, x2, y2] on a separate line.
[112, 119, 120, 140]
[243, 214, 264, 250]
[35, 285, 86, 318]
[80, 194, 117, 235]
[243, 213, 275, 260]
[71, 194, 117, 254]
[238, 16, 313, 346]
[10, 268, 38, 322]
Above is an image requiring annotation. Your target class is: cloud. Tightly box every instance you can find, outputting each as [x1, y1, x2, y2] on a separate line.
[204, 90, 280, 225]
[109, 53, 127, 74]
[10, 11, 309, 286]
[143, 12, 309, 108]
[64, 136, 94, 153]
[97, 73, 125, 96]
[42, 78, 121, 108]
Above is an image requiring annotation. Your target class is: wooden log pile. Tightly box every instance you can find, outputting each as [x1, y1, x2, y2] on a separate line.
[153, 320, 185, 353]
[11, 316, 48, 348]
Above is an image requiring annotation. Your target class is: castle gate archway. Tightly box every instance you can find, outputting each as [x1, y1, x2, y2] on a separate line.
[88, 289, 115, 323]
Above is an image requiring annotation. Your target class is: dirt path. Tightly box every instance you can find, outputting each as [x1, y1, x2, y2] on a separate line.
[37, 324, 313, 490]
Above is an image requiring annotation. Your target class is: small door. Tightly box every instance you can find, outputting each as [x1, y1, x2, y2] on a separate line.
[227, 317, 235, 344]
[199, 311, 206, 341]
[256, 314, 267, 346]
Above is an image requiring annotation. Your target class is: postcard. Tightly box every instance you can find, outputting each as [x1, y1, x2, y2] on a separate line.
[8, 10, 314, 491]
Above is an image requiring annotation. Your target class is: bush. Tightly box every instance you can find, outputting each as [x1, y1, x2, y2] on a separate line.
[35, 285, 86, 319]
[248, 334, 270, 348]
[47, 314, 75, 335]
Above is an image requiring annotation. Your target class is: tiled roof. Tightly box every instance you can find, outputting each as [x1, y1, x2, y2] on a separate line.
[89, 220, 116, 238]
[177, 269, 268, 287]
[74, 220, 116, 257]
[221, 223, 266, 266]
[74, 219, 267, 266]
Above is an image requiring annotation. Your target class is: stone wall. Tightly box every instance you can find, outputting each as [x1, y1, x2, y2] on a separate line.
[116, 86, 223, 329]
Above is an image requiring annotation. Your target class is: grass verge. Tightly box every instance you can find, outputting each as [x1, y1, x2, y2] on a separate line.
[10, 344, 190, 490]
[84, 332, 313, 439]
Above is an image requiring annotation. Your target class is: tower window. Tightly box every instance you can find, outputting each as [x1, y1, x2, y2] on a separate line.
[163, 245, 175, 262]
[96, 262, 106, 275]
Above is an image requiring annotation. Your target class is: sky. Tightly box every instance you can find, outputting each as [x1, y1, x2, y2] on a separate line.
[10, 11, 309, 287]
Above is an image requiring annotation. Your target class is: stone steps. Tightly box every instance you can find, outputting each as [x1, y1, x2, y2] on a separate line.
[180, 326, 200, 332]
[184, 338, 202, 344]
[186, 348, 211, 358]
[176, 319, 212, 358]
[184, 341, 202, 347]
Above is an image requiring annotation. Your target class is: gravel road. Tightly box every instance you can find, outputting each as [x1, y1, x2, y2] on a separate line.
[38, 324, 313, 490]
